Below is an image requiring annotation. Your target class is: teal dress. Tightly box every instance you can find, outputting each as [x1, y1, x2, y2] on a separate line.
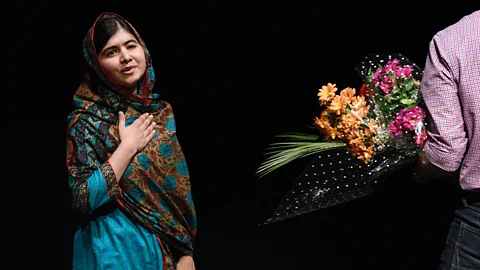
[72, 169, 164, 270]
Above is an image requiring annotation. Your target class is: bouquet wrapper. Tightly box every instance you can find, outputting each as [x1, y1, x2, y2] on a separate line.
[260, 148, 418, 225]
[260, 53, 427, 225]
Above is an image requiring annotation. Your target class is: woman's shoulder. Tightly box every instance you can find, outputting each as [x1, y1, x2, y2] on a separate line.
[66, 108, 100, 135]
[160, 100, 172, 109]
[158, 100, 175, 115]
[66, 111, 87, 137]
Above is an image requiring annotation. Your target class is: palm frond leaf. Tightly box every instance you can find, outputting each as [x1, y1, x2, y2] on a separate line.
[274, 132, 321, 141]
[256, 132, 346, 178]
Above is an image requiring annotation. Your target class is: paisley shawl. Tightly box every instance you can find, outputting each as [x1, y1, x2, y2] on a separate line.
[66, 12, 197, 267]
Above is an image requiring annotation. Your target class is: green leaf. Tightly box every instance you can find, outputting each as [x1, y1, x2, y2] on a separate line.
[400, 99, 416, 105]
[256, 140, 346, 178]
[402, 79, 413, 92]
[274, 132, 321, 141]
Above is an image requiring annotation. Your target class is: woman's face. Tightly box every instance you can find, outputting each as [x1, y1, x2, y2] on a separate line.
[97, 27, 146, 92]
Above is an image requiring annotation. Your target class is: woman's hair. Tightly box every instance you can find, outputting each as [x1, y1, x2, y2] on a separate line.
[93, 14, 135, 54]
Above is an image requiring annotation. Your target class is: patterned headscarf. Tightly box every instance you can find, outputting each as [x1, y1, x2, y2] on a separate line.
[66, 12, 197, 267]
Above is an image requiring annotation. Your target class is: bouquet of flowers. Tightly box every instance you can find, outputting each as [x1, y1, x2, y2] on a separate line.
[257, 53, 427, 224]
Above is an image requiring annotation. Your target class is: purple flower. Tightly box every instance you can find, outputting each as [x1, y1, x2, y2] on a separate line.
[389, 122, 403, 138]
[372, 69, 382, 85]
[379, 81, 392, 94]
[389, 105, 426, 138]
[372, 59, 408, 94]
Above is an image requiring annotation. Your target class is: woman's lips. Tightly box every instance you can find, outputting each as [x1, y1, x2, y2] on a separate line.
[122, 66, 136, 74]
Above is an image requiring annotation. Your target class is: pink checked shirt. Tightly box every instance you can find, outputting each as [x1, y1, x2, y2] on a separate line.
[421, 10, 480, 191]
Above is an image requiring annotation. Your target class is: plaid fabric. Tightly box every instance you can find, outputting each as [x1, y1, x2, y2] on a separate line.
[421, 10, 480, 191]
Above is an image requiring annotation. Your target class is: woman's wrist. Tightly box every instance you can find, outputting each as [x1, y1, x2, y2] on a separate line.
[117, 142, 137, 158]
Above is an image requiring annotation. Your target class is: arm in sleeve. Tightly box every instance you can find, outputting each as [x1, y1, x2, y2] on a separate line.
[66, 121, 121, 214]
[421, 34, 468, 172]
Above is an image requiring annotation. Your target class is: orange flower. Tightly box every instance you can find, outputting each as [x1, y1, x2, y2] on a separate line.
[340, 87, 356, 102]
[348, 137, 364, 148]
[318, 83, 337, 105]
[340, 113, 360, 134]
[328, 95, 349, 115]
[342, 112, 359, 125]
[356, 144, 374, 163]
[314, 82, 378, 163]
[314, 117, 337, 139]
[363, 127, 375, 138]
[355, 104, 370, 118]
[319, 110, 329, 121]
[351, 95, 367, 109]
[366, 119, 378, 133]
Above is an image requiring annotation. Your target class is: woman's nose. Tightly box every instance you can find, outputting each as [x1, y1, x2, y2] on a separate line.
[120, 49, 132, 63]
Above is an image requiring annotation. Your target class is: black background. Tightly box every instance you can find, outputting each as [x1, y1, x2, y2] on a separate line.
[5, 1, 478, 269]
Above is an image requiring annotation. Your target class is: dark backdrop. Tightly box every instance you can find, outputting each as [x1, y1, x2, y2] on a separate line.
[5, 1, 478, 269]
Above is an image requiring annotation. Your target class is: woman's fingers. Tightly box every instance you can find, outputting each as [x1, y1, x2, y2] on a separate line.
[139, 114, 154, 130]
[145, 121, 156, 135]
[146, 128, 156, 142]
[131, 113, 149, 128]
[118, 111, 126, 127]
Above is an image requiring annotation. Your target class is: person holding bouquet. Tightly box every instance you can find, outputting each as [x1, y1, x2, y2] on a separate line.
[414, 10, 479, 269]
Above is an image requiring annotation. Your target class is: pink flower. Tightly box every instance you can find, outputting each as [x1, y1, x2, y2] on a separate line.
[389, 105, 426, 139]
[414, 130, 428, 146]
[372, 69, 382, 85]
[393, 65, 411, 78]
[404, 65, 413, 77]
[379, 81, 393, 94]
[385, 59, 400, 69]
[372, 59, 414, 95]
[389, 122, 403, 138]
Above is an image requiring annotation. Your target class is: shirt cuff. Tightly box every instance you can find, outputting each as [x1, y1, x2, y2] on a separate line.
[423, 142, 462, 172]
[100, 161, 121, 200]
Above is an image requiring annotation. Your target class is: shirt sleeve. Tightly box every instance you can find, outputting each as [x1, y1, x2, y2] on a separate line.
[86, 162, 121, 210]
[421, 33, 468, 171]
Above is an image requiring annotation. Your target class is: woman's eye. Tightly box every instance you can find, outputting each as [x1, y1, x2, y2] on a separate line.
[106, 49, 117, 56]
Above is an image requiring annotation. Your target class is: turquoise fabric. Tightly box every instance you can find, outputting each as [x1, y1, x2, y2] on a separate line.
[72, 169, 164, 270]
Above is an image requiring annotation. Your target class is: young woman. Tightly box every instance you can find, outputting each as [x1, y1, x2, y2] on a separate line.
[66, 12, 197, 270]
